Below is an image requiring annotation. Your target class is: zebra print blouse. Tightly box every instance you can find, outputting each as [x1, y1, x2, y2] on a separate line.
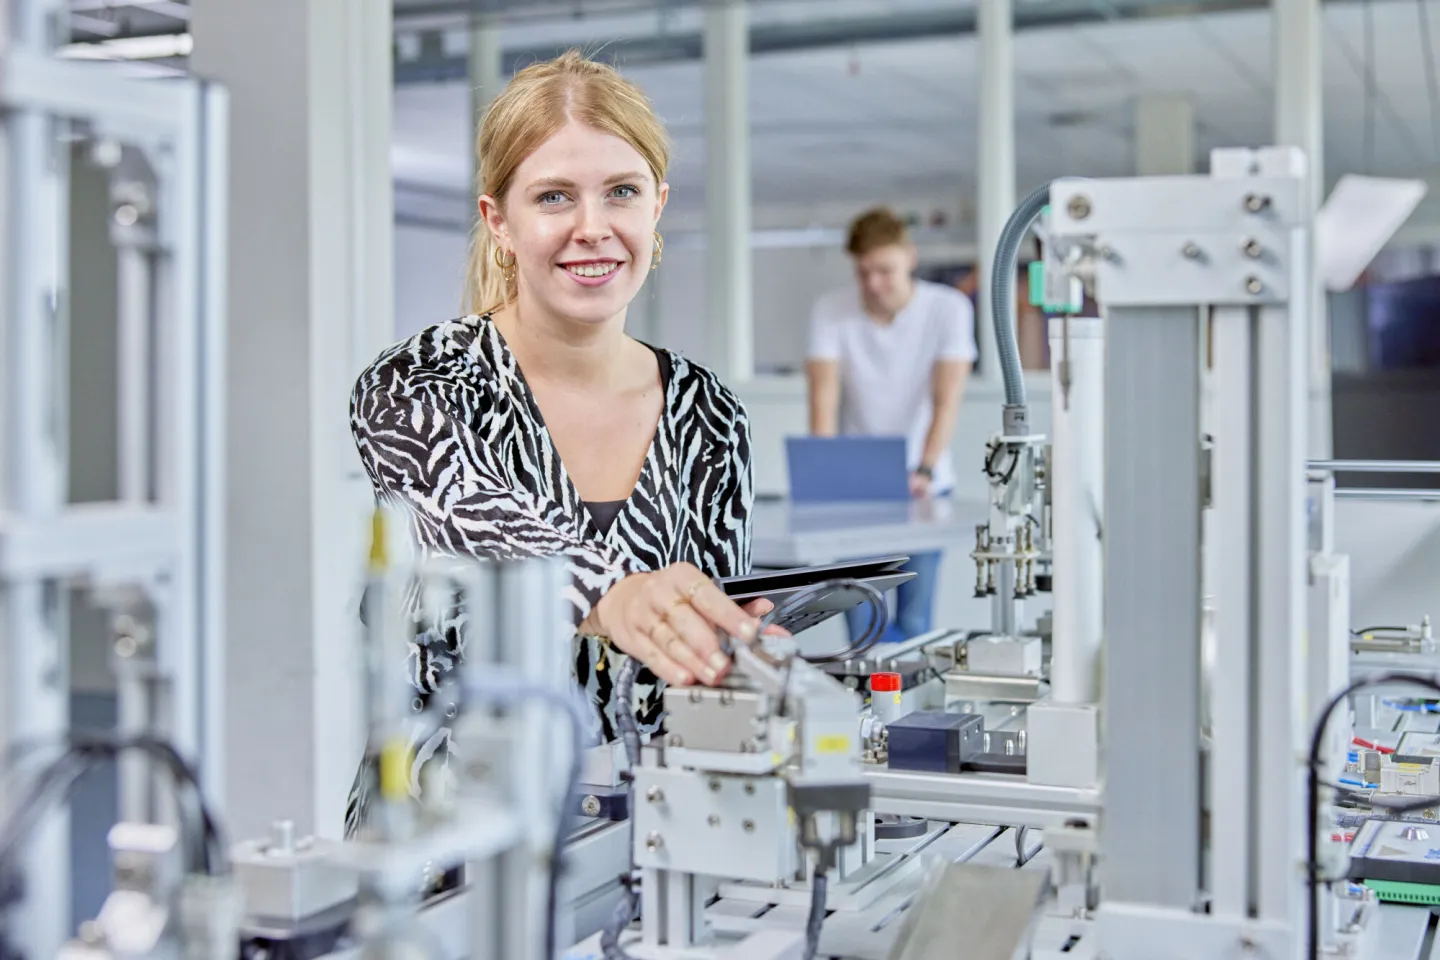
[344, 313, 753, 836]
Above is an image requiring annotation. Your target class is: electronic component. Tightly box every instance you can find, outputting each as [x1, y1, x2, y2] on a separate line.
[1348, 819, 1440, 904]
[886, 711, 985, 774]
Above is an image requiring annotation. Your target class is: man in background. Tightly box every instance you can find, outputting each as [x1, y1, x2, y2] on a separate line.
[805, 207, 976, 644]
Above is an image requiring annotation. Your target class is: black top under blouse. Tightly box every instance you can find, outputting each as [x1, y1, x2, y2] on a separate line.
[582, 346, 673, 536]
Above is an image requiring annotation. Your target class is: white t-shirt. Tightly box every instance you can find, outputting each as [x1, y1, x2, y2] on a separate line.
[806, 279, 978, 494]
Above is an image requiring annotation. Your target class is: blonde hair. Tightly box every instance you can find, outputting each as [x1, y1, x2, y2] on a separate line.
[845, 207, 911, 257]
[464, 50, 672, 315]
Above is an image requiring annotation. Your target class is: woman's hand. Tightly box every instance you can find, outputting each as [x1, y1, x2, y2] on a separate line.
[583, 562, 763, 687]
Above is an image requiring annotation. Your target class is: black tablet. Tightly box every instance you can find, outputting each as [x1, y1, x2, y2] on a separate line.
[718, 556, 915, 636]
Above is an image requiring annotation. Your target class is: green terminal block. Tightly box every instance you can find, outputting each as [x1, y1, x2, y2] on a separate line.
[1028, 261, 1083, 315]
[1362, 879, 1440, 905]
[1027, 205, 1083, 314]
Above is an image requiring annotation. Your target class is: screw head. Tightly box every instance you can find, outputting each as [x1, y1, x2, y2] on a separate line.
[1182, 241, 1202, 260]
[645, 832, 664, 852]
[708, 814, 721, 827]
[719, 690, 734, 706]
[709, 778, 722, 792]
[1244, 193, 1271, 213]
[744, 783, 756, 795]
[1242, 238, 1264, 259]
[1244, 276, 1264, 295]
[646, 786, 665, 803]
[581, 795, 602, 817]
[1066, 194, 1093, 220]
[743, 820, 756, 833]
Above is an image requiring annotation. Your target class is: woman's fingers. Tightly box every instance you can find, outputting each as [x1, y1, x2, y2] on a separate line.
[740, 597, 775, 618]
[677, 575, 761, 646]
[658, 600, 732, 683]
[624, 630, 694, 687]
[645, 614, 715, 685]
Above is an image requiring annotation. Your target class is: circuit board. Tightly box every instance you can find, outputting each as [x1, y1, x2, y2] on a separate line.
[1349, 819, 1440, 903]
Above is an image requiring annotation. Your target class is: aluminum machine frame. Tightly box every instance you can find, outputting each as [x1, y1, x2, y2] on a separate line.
[1058, 147, 1318, 956]
[0, 1, 227, 955]
[865, 147, 1372, 957]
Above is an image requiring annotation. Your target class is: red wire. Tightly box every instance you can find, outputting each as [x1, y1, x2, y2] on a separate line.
[1353, 736, 1395, 755]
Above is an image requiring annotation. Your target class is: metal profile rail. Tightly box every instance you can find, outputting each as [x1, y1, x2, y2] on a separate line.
[1308, 460, 1440, 502]
[1309, 460, 1440, 474]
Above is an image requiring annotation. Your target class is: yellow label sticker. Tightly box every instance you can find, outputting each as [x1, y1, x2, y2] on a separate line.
[815, 734, 852, 754]
[892, 693, 903, 705]
[379, 738, 414, 801]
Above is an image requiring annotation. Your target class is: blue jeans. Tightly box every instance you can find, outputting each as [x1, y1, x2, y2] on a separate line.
[844, 550, 944, 645]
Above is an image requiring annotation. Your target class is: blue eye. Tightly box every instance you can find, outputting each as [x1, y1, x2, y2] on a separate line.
[611, 184, 639, 200]
[538, 191, 567, 205]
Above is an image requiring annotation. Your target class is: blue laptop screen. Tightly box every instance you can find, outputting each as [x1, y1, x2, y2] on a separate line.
[785, 436, 911, 502]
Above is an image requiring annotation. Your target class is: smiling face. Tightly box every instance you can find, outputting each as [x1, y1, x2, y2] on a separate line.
[479, 120, 668, 328]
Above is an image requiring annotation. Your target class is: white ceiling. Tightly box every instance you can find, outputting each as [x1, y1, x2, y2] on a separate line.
[392, 0, 1440, 220]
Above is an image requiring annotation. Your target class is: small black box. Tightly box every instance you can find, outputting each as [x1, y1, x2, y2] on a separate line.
[886, 711, 985, 773]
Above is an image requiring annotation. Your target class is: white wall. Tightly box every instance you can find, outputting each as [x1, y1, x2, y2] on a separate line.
[395, 222, 470, 339]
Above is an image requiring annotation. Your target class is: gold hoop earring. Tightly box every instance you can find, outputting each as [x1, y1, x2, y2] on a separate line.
[492, 244, 517, 283]
[651, 231, 664, 270]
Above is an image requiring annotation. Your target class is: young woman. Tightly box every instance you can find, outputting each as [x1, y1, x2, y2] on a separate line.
[346, 51, 766, 835]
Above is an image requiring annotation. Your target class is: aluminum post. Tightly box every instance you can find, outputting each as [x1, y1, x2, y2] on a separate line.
[3, 2, 72, 951]
[1100, 303, 1204, 909]
[976, 0, 1015, 381]
[1208, 305, 1255, 920]
[1046, 317, 1103, 705]
[703, 0, 753, 381]
[1274, 0, 1328, 459]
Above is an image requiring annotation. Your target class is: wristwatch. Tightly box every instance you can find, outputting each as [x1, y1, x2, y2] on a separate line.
[914, 464, 933, 479]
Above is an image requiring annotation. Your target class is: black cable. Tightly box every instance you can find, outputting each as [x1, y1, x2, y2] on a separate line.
[1307, 672, 1440, 960]
[762, 578, 890, 665]
[803, 870, 828, 960]
[762, 578, 888, 719]
[1349, 625, 1411, 636]
[0, 733, 223, 878]
[1014, 826, 1042, 868]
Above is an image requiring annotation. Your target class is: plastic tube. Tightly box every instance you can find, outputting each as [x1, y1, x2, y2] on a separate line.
[989, 182, 1054, 418]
